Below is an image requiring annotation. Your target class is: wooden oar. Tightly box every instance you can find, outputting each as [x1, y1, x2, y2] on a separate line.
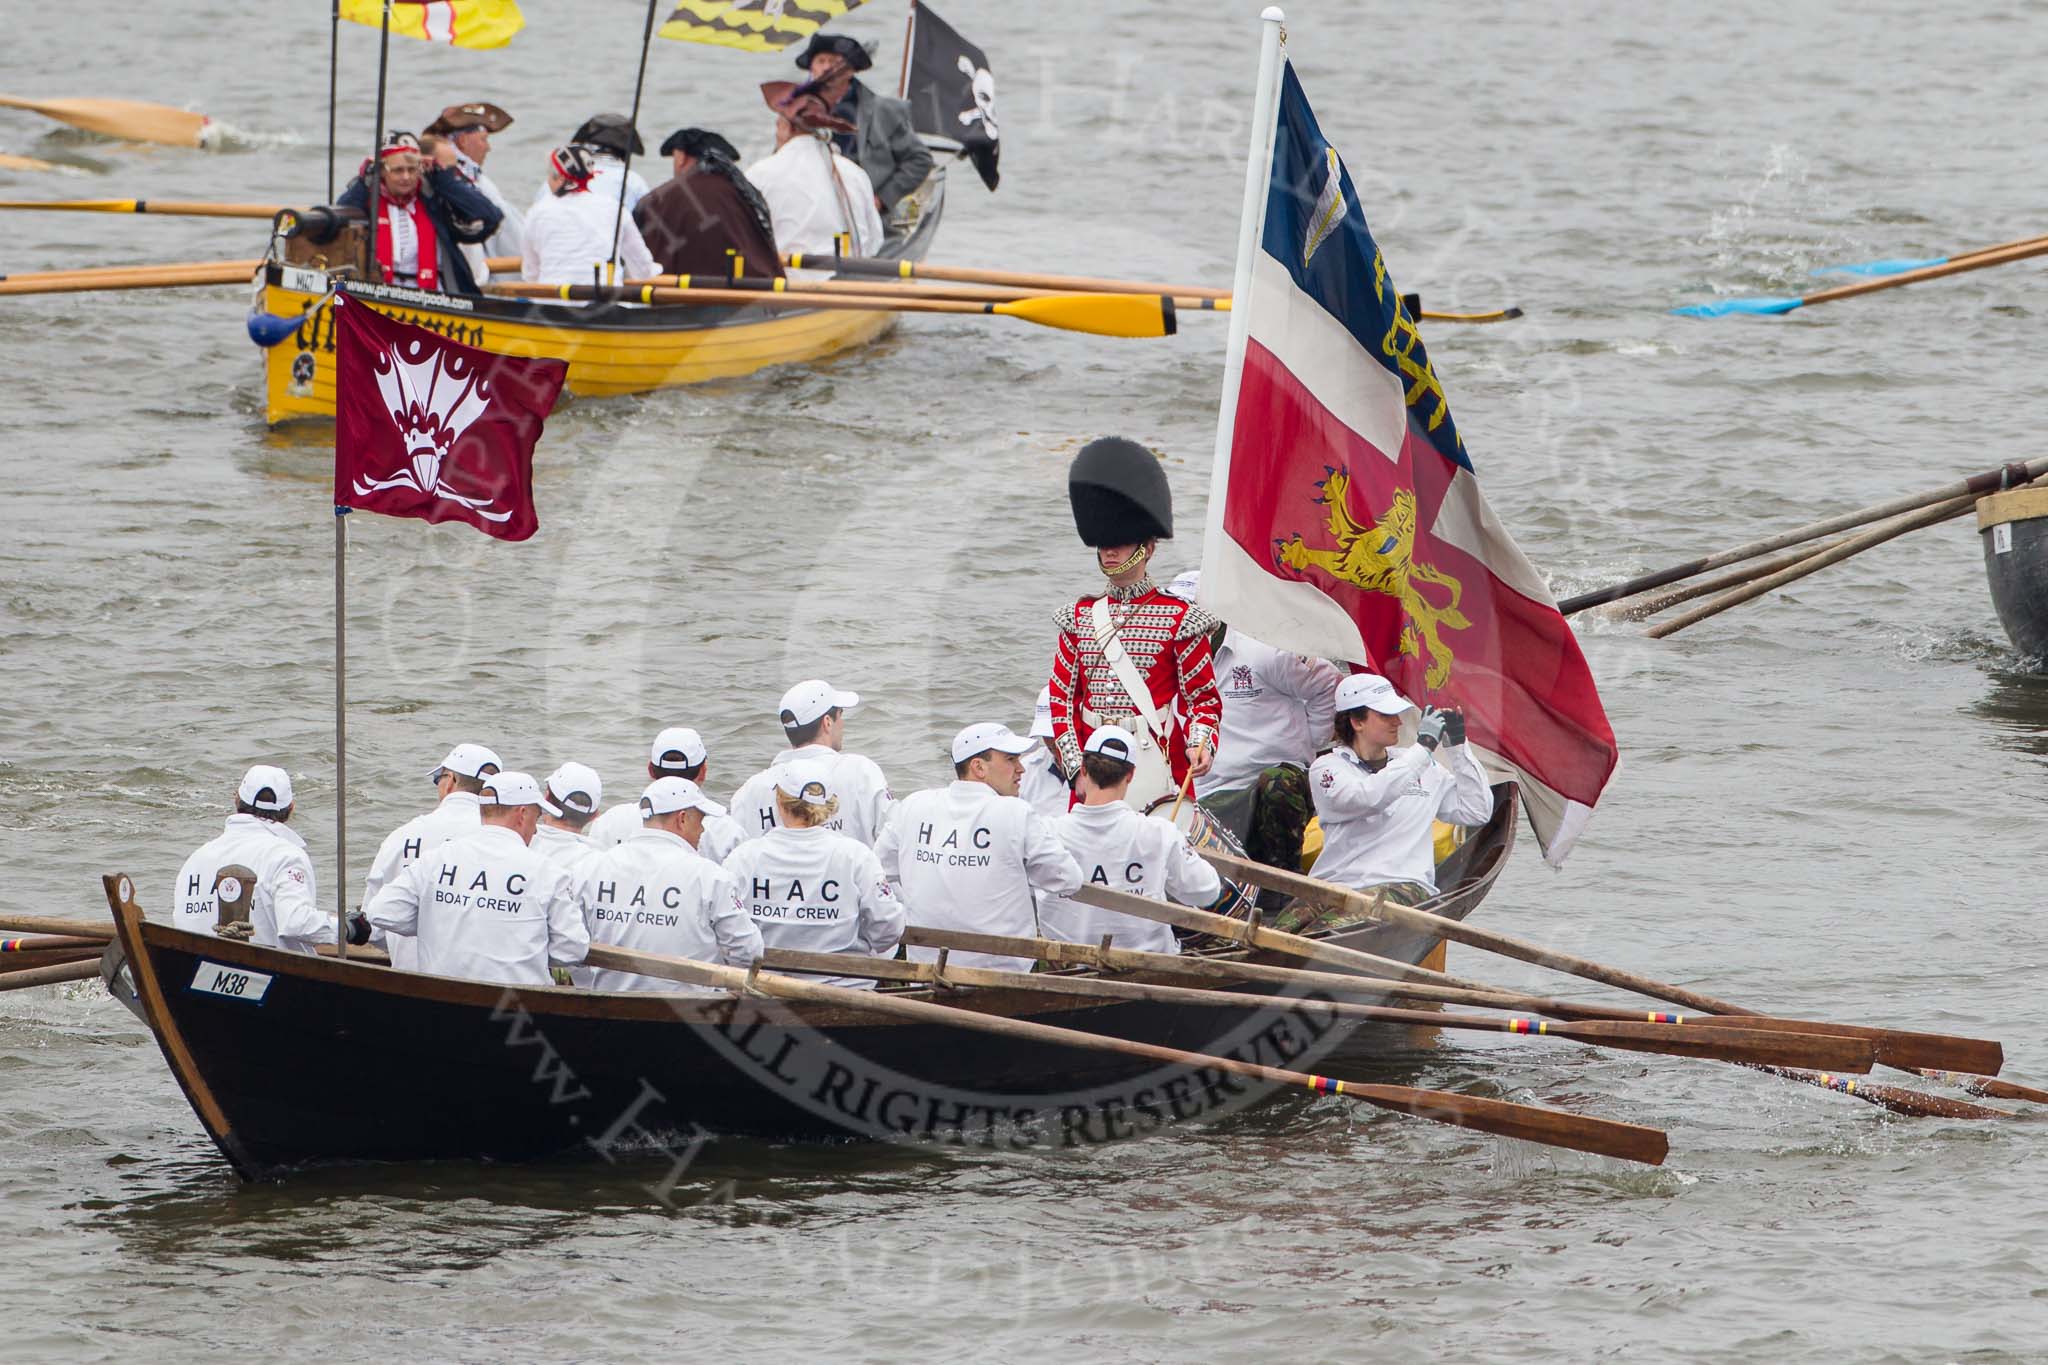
[0, 198, 284, 218]
[0, 96, 211, 148]
[0, 261, 261, 295]
[1074, 881, 2005, 1078]
[489, 280, 1178, 339]
[0, 947, 103, 971]
[1593, 535, 1855, 622]
[617, 271, 1228, 311]
[1, 934, 108, 953]
[0, 153, 59, 172]
[585, 943, 1668, 1165]
[1556, 456, 2048, 614]
[0, 914, 113, 940]
[1915, 1070, 2048, 1106]
[1812, 231, 2048, 279]
[1746, 1067, 2011, 1120]
[759, 947, 1872, 1072]
[1674, 234, 2048, 317]
[1643, 494, 1974, 639]
[0, 960, 101, 993]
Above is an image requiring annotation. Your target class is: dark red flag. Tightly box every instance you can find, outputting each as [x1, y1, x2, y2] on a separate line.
[333, 296, 566, 542]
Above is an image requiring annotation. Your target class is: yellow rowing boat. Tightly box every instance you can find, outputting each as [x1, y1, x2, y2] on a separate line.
[258, 170, 945, 426]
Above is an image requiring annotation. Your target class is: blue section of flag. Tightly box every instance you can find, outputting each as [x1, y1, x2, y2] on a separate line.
[1257, 62, 1470, 472]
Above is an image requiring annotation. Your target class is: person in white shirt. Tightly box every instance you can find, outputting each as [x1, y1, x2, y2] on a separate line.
[1017, 685, 1071, 822]
[1040, 730, 1223, 955]
[531, 762, 605, 886]
[724, 761, 902, 990]
[360, 741, 501, 970]
[745, 80, 885, 277]
[577, 777, 760, 993]
[876, 723, 1082, 974]
[1165, 570, 1343, 878]
[588, 727, 746, 862]
[167, 765, 327, 953]
[522, 144, 657, 288]
[363, 771, 589, 986]
[730, 679, 894, 846]
[566, 112, 653, 216]
[1305, 675, 1493, 918]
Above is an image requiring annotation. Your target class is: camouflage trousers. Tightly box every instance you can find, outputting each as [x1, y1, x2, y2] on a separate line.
[1199, 765, 1315, 910]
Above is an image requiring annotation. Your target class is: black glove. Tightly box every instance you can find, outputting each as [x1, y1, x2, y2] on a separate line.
[346, 911, 372, 947]
[1415, 707, 1447, 751]
[1444, 709, 1467, 747]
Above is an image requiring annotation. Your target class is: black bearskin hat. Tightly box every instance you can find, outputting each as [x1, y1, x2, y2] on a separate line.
[1069, 437, 1172, 547]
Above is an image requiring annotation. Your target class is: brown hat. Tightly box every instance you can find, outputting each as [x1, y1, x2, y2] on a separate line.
[425, 101, 513, 136]
[760, 81, 855, 136]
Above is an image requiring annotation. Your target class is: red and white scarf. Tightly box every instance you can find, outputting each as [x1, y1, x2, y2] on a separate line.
[374, 193, 440, 290]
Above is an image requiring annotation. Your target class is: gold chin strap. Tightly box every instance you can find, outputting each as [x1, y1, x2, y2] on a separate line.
[1103, 543, 1152, 577]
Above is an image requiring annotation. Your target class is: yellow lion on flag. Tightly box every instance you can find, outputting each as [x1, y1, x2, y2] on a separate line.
[1276, 468, 1469, 689]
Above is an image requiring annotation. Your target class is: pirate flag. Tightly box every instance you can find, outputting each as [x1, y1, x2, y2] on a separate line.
[902, 1, 998, 191]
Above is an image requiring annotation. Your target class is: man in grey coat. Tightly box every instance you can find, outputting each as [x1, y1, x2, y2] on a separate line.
[794, 32, 935, 220]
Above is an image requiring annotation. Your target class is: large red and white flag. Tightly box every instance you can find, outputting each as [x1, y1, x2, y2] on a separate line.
[333, 297, 565, 543]
[1202, 60, 1618, 865]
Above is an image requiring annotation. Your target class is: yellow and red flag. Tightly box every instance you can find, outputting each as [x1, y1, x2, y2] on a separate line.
[339, 0, 525, 50]
[659, 0, 867, 54]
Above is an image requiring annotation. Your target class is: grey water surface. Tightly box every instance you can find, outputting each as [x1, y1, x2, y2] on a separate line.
[3, 1, 2047, 1360]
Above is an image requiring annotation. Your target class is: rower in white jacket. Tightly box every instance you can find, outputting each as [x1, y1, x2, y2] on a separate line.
[530, 761, 606, 886]
[1308, 674, 1493, 902]
[723, 761, 902, 990]
[364, 772, 589, 986]
[578, 777, 761, 993]
[588, 727, 745, 862]
[521, 144, 657, 287]
[1039, 731, 1221, 954]
[1016, 685, 1071, 822]
[876, 723, 1082, 974]
[361, 741, 500, 970]
[168, 766, 326, 953]
[730, 679, 894, 846]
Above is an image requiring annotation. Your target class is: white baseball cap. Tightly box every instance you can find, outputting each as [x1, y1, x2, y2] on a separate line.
[1163, 568, 1201, 601]
[237, 764, 294, 813]
[779, 679, 860, 728]
[1028, 685, 1055, 739]
[639, 776, 725, 818]
[478, 770, 543, 807]
[1083, 728, 1138, 765]
[649, 726, 707, 771]
[541, 762, 603, 817]
[774, 759, 836, 802]
[952, 722, 1036, 764]
[429, 742, 502, 784]
[1335, 673, 1415, 717]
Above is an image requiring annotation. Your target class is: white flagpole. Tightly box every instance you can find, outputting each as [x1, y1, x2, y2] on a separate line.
[334, 504, 350, 956]
[1200, 7, 1287, 583]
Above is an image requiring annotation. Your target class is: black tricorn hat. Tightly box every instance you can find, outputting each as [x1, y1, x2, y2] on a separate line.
[571, 113, 645, 159]
[793, 32, 872, 72]
[1069, 437, 1172, 547]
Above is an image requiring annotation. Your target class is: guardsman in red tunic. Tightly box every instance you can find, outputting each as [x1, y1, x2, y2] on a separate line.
[1048, 437, 1223, 809]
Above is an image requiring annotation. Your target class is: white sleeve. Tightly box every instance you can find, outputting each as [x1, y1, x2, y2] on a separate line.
[1436, 746, 1496, 827]
[360, 827, 407, 907]
[852, 847, 906, 957]
[859, 759, 895, 847]
[620, 214, 657, 281]
[520, 204, 544, 281]
[266, 847, 330, 944]
[708, 868, 763, 968]
[872, 804, 905, 889]
[1021, 806, 1083, 897]
[1311, 746, 1432, 821]
[1295, 657, 1345, 751]
[1159, 823, 1223, 908]
[545, 866, 590, 967]
[365, 860, 425, 938]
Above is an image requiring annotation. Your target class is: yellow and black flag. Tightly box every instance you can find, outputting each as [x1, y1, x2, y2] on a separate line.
[338, 0, 525, 49]
[659, 0, 868, 53]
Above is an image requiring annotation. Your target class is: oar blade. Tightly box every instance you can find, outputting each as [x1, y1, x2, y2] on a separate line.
[1695, 1015, 2003, 1076]
[1810, 256, 1946, 278]
[1571, 1022, 1876, 1073]
[1670, 295, 1805, 318]
[997, 292, 1176, 338]
[0, 95, 209, 148]
[1337, 1081, 1668, 1166]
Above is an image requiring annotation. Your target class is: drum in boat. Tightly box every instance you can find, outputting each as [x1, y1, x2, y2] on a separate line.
[1141, 793, 1258, 920]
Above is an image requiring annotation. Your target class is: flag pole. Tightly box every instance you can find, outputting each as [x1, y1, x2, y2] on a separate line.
[334, 500, 351, 956]
[608, 0, 661, 283]
[898, 0, 917, 100]
[365, 0, 392, 281]
[326, 0, 340, 202]
[1200, 7, 1286, 571]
